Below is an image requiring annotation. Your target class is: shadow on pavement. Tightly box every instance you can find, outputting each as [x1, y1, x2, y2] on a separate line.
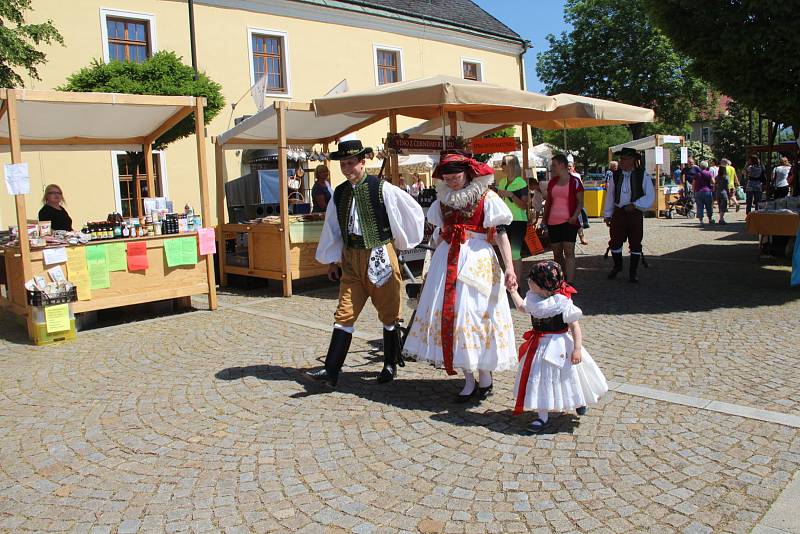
[214, 363, 580, 436]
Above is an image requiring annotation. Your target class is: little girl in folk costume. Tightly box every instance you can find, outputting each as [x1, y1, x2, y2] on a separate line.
[403, 151, 518, 401]
[509, 261, 608, 433]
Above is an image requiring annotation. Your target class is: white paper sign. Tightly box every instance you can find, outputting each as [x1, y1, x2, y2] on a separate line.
[663, 135, 682, 144]
[47, 265, 67, 283]
[654, 146, 664, 165]
[680, 147, 689, 164]
[43, 247, 68, 266]
[4, 163, 30, 195]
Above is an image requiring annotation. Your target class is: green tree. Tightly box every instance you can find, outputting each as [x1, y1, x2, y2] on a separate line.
[536, 0, 710, 139]
[542, 126, 631, 175]
[712, 100, 769, 169]
[59, 51, 224, 149]
[0, 0, 64, 87]
[644, 1, 800, 137]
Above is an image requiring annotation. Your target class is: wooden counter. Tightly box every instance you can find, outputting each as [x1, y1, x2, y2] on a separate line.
[1, 232, 216, 317]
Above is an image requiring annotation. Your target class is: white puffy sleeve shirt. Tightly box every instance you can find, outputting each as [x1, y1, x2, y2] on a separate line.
[524, 292, 583, 323]
[482, 191, 514, 228]
[315, 179, 425, 264]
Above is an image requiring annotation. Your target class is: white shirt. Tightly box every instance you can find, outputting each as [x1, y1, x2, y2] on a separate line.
[773, 165, 791, 188]
[602, 169, 656, 218]
[709, 166, 719, 179]
[316, 179, 425, 264]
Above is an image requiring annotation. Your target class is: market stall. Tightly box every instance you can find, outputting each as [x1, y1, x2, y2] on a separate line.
[609, 134, 686, 217]
[214, 101, 382, 296]
[0, 89, 216, 340]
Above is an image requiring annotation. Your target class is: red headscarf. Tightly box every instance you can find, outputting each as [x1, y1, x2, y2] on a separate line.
[432, 152, 494, 179]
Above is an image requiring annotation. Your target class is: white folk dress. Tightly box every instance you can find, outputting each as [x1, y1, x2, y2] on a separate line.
[403, 177, 517, 374]
[513, 292, 608, 412]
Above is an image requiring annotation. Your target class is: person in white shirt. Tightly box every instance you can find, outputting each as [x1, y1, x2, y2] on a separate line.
[602, 147, 656, 283]
[772, 156, 792, 199]
[307, 140, 425, 388]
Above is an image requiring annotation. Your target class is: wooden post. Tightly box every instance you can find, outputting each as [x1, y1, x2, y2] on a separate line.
[654, 136, 662, 219]
[6, 90, 31, 283]
[143, 142, 156, 199]
[322, 142, 330, 169]
[276, 101, 292, 297]
[521, 122, 530, 178]
[389, 110, 399, 185]
[448, 111, 458, 138]
[214, 141, 228, 287]
[193, 97, 216, 310]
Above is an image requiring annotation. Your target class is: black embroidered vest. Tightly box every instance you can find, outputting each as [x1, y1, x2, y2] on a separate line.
[333, 175, 392, 249]
[613, 168, 645, 205]
[531, 314, 568, 332]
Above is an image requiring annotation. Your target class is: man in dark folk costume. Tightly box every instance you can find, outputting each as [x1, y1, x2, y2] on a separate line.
[602, 147, 655, 283]
[306, 140, 425, 387]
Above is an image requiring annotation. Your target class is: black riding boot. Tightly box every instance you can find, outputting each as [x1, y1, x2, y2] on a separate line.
[607, 252, 623, 279]
[377, 327, 402, 384]
[306, 329, 352, 387]
[629, 254, 640, 283]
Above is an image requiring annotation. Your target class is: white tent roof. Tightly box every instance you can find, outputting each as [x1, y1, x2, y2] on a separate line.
[0, 89, 201, 152]
[609, 134, 684, 153]
[216, 104, 381, 148]
[403, 116, 510, 139]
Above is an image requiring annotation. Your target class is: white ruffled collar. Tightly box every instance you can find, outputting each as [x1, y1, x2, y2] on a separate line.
[436, 175, 494, 210]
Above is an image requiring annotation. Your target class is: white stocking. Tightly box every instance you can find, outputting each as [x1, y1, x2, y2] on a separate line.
[537, 409, 549, 423]
[478, 370, 492, 388]
[460, 370, 476, 395]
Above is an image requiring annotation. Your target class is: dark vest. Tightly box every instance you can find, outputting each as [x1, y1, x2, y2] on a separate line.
[531, 314, 569, 332]
[613, 168, 645, 205]
[333, 175, 392, 249]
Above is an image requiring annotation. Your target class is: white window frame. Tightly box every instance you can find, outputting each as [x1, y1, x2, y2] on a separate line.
[247, 27, 292, 99]
[373, 44, 404, 86]
[461, 57, 484, 81]
[99, 8, 158, 64]
[110, 150, 170, 215]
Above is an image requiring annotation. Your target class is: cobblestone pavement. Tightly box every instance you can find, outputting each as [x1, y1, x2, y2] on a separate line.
[1, 210, 799, 533]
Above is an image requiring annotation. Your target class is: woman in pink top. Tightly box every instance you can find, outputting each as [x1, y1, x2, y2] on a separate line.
[543, 154, 584, 283]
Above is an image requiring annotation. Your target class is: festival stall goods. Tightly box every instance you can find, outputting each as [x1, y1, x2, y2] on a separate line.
[608, 135, 687, 217]
[0, 89, 216, 341]
[214, 102, 383, 296]
[745, 197, 800, 258]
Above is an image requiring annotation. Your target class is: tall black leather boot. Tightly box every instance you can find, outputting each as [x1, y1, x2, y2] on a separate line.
[607, 252, 623, 279]
[629, 254, 640, 283]
[305, 329, 352, 387]
[377, 327, 402, 384]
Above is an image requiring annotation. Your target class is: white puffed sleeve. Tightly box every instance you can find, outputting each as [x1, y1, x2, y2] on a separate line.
[562, 301, 583, 323]
[426, 200, 444, 227]
[482, 191, 514, 228]
[315, 199, 343, 264]
[524, 292, 571, 319]
[383, 181, 425, 250]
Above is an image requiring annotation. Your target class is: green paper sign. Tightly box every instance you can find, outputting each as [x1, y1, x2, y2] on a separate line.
[105, 242, 127, 271]
[164, 237, 198, 267]
[85, 245, 110, 289]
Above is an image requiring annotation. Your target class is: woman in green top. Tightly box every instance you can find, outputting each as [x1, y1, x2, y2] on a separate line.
[496, 154, 529, 291]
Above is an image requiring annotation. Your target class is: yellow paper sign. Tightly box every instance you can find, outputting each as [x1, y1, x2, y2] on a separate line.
[44, 303, 70, 333]
[71, 273, 92, 301]
[66, 246, 88, 277]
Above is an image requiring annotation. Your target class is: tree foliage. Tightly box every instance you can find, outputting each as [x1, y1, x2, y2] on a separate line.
[59, 51, 225, 149]
[536, 0, 710, 139]
[643, 0, 800, 134]
[0, 0, 64, 87]
[542, 126, 631, 175]
[712, 100, 770, 169]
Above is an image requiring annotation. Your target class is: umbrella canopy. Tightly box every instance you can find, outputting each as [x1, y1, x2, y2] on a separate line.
[313, 75, 558, 120]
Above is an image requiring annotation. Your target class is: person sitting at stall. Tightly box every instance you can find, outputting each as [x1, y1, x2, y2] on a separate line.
[311, 164, 333, 213]
[38, 184, 73, 231]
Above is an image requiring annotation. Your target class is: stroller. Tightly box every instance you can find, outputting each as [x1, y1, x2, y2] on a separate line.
[665, 188, 696, 219]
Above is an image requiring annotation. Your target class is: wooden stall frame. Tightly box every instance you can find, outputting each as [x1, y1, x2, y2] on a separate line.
[0, 88, 217, 319]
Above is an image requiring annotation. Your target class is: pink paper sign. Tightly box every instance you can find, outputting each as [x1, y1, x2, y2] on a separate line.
[197, 227, 217, 256]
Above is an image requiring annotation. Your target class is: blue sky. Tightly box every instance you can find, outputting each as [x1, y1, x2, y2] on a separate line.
[471, 0, 570, 93]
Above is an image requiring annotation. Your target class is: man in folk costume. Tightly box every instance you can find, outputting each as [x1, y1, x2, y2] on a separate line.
[307, 140, 425, 388]
[603, 147, 656, 282]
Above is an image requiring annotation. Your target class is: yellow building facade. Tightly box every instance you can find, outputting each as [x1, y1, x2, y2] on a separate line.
[2, 0, 527, 227]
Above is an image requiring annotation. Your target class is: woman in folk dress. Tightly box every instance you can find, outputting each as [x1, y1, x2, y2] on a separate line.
[403, 152, 518, 402]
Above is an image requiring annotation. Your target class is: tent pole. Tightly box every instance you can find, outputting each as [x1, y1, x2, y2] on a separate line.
[6, 90, 31, 283]
[144, 142, 156, 201]
[440, 106, 446, 149]
[194, 97, 216, 309]
[521, 122, 530, 179]
[214, 141, 228, 287]
[389, 109, 399, 185]
[276, 101, 292, 296]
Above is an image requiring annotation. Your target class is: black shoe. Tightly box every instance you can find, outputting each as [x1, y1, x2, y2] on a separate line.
[576, 406, 587, 416]
[454, 383, 478, 403]
[629, 254, 640, 283]
[524, 418, 551, 434]
[305, 329, 352, 388]
[607, 252, 623, 280]
[477, 382, 493, 400]
[377, 327, 401, 384]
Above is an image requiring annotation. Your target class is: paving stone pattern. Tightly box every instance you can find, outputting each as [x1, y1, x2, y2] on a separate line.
[0, 210, 798, 533]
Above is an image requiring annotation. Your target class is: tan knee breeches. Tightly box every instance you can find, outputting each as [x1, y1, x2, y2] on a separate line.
[334, 244, 402, 327]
